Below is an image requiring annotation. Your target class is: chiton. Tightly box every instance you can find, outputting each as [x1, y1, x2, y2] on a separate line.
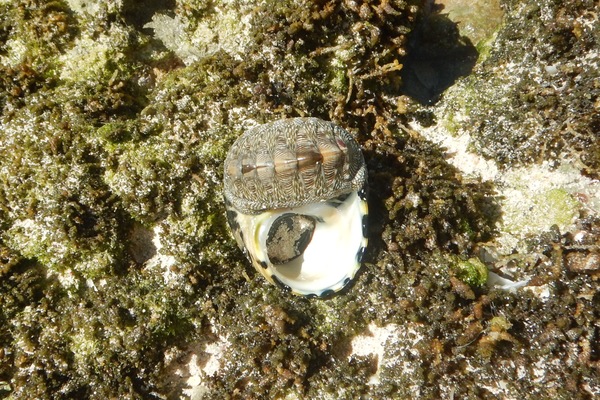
[223, 117, 368, 297]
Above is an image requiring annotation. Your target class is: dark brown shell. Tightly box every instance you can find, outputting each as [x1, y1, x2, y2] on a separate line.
[224, 118, 366, 214]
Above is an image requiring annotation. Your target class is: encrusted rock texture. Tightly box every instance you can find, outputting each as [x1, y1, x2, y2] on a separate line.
[0, 0, 598, 398]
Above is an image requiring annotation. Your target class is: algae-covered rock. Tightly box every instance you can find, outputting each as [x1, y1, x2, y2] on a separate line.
[0, 0, 598, 399]
[451, 256, 489, 288]
[431, 0, 600, 169]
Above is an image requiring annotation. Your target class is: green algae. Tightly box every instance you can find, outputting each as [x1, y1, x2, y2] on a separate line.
[451, 256, 489, 288]
[502, 187, 580, 240]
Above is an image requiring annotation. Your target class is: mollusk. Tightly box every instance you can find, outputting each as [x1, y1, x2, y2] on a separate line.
[223, 117, 368, 297]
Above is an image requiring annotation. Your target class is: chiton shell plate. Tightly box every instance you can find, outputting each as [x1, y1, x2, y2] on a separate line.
[223, 117, 368, 297]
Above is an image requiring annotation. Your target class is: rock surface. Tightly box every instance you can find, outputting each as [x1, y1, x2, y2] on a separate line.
[0, 0, 598, 398]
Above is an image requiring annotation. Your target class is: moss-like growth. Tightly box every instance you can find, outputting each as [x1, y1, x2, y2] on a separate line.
[436, 0, 600, 169]
[451, 256, 489, 287]
[0, 0, 598, 398]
